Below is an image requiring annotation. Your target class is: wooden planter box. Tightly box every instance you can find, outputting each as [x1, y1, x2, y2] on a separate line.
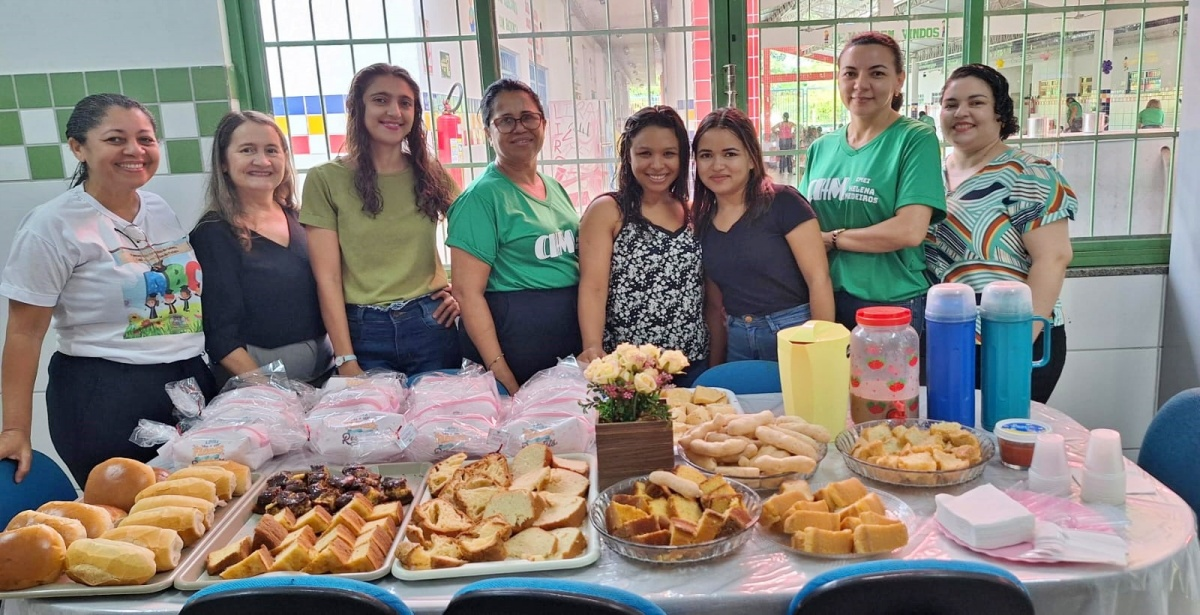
[595, 420, 675, 490]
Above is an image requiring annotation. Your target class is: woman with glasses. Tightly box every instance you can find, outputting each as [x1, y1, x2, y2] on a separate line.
[801, 32, 946, 336]
[692, 107, 834, 362]
[190, 111, 331, 387]
[0, 94, 214, 485]
[577, 106, 712, 386]
[301, 64, 460, 379]
[448, 79, 580, 394]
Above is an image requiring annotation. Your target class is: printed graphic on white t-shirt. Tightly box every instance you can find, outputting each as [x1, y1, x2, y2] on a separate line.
[111, 234, 204, 339]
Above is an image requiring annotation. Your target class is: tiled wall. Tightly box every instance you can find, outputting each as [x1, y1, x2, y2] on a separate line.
[0, 66, 233, 181]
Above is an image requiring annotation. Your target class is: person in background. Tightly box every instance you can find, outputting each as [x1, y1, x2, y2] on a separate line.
[191, 111, 330, 387]
[772, 112, 798, 177]
[926, 64, 1076, 403]
[801, 31, 946, 336]
[0, 94, 215, 485]
[918, 110, 936, 129]
[577, 106, 712, 386]
[1065, 94, 1083, 132]
[449, 79, 581, 394]
[1139, 99, 1165, 128]
[692, 107, 834, 362]
[302, 64, 460, 379]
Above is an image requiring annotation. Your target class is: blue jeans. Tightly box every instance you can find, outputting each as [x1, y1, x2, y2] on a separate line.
[346, 294, 462, 376]
[726, 303, 812, 362]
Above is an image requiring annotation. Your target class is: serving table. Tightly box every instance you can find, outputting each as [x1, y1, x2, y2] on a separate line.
[5, 396, 1197, 615]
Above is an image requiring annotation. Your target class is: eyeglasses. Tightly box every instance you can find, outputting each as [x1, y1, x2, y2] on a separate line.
[492, 112, 545, 134]
[115, 223, 164, 267]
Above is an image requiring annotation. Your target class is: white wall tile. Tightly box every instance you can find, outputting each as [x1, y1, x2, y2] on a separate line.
[0, 146, 31, 181]
[1059, 275, 1165, 351]
[19, 108, 59, 145]
[325, 114, 347, 135]
[1048, 348, 1159, 449]
[60, 144, 78, 180]
[160, 102, 199, 139]
[286, 114, 309, 136]
[200, 137, 215, 172]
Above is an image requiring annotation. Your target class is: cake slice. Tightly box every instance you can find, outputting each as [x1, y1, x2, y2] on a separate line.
[542, 468, 590, 498]
[292, 505, 333, 534]
[327, 506, 366, 536]
[366, 501, 403, 524]
[269, 541, 314, 572]
[548, 527, 587, 559]
[428, 453, 469, 497]
[551, 456, 590, 476]
[505, 527, 558, 561]
[532, 492, 586, 531]
[270, 525, 317, 556]
[482, 490, 545, 532]
[456, 516, 513, 562]
[205, 536, 252, 576]
[251, 514, 289, 552]
[454, 486, 504, 520]
[510, 443, 553, 478]
[219, 546, 274, 580]
[853, 522, 909, 554]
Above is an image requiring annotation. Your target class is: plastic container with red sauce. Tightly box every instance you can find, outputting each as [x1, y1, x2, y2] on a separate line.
[993, 418, 1052, 469]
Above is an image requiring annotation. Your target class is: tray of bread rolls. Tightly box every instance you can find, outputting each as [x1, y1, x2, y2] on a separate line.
[172, 461, 427, 589]
[391, 446, 599, 581]
[0, 457, 259, 598]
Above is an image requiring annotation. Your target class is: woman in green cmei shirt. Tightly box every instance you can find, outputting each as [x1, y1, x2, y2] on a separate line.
[1139, 99, 1165, 128]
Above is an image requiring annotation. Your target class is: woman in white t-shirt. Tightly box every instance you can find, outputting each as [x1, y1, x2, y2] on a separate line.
[0, 94, 215, 486]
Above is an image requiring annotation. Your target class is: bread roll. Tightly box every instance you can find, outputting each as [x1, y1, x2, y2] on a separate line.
[135, 477, 218, 504]
[36, 501, 115, 538]
[83, 457, 158, 512]
[100, 526, 184, 572]
[97, 505, 128, 525]
[167, 466, 235, 501]
[0, 525, 66, 590]
[119, 506, 206, 546]
[65, 538, 156, 586]
[6, 510, 87, 546]
[128, 495, 216, 529]
[194, 460, 252, 496]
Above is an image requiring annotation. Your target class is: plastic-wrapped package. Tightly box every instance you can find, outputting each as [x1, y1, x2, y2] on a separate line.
[500, 357, 594, 454]
[201, 384, 309, 455]
[399, 413, 500, 462]
[131, 420, 275, 470]
[403, 367, 503, 462]
[304, 372, 410, 463]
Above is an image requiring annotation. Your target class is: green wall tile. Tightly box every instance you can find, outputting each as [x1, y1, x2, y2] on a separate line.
[156, 68, 192, 103]
[167, 138, 202, 174]
[0, 111, 21, 146]
[120, 69, 157, 103]
[191, 66, 229, 101]
[0, 76, 16, 110]
[28, 144, 64, 179]
[143, 104, 164, 137]
[85, 70, 121, 95]
[14, 74, 52, 108]
[196, 101, 230, 137]
[50, 73, 86, 107]
[55, 108, 72, 143]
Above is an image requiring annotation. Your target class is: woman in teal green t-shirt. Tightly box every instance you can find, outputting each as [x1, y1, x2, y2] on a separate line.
[447, 79, 581, 394]
[801, 31, 946, 336]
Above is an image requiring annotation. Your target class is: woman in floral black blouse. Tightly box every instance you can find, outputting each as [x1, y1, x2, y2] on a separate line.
[577, 106, 717, 386]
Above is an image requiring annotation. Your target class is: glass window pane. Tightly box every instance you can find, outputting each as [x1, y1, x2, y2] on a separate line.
[347, 0, 388, 39]
[311, 0, 350, 40]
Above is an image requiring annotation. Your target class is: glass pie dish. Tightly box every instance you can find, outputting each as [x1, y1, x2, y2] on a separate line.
[835, 419, 995, 487]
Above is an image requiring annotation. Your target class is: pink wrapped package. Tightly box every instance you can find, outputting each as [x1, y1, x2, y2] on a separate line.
[501, 358, 593, 454]
[402, 368, 504, 462]
[399, 413, 499, 462]
[305, 374, 410, 463]
[201, 384, 309, 455]
[132, 420, 275, 470]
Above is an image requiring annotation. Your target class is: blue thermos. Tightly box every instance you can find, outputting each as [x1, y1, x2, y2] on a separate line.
[925, 283, 978, 426]
[979, 281, 1053, 431]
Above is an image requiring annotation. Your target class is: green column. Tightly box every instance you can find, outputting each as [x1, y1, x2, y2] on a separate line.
[711, 0, 748, 110]
[962, 0, 986, 66]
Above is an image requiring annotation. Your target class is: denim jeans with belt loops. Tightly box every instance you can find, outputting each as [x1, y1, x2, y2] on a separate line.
[346, 294, 461, 376]
[725, 303, 813, 362]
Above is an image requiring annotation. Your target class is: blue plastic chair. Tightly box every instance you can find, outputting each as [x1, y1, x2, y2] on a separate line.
[790, 559, 1034, 615]
[1139, 387, 1200, 517]
[181, 576, 411, 615]
[692, 360, 783, 394]
[445, 577, 667, 615]
[0, 450, 77, 527]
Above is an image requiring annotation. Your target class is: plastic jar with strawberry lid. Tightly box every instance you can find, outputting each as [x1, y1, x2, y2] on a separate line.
[849, 306, 920, 424]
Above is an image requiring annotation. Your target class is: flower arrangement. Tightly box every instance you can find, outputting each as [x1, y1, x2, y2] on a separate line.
[582, 343, 690, 424]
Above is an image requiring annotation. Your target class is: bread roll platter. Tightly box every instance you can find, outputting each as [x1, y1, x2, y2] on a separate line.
[0, 458, 258, 599]
[666, 386, 743, 441]
[392, 445, 599, 581]
[677, 411, 830, 490]
[756, 477, 916, 560]
[173, 461, 426, 589]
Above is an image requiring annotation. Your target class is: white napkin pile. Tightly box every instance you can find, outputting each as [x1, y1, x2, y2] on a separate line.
[935, 484, 1036, 549]
[1030, 522, 1128, 566]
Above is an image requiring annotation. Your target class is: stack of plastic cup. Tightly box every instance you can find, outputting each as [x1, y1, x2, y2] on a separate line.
[1027, 433, 1072, 496]
[1080, 428, 1126, 505]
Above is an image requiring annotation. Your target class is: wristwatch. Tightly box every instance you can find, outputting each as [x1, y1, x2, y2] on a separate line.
[333, 354, 358, 368]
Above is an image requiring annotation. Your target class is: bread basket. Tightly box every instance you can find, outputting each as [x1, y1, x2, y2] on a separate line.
[835, 419, 995, 487]
[588, 474, 761, 564]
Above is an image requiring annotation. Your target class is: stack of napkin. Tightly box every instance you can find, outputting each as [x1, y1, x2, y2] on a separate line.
[1030, 522, 1128, 565]
[935, 484, 1036, 549]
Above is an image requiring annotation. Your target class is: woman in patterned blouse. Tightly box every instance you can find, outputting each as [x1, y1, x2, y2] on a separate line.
[577, 106, 714, 386]
[925, 64, 1077, 402]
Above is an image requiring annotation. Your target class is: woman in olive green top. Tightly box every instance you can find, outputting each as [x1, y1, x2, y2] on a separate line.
[448, 79, 581, 394]
[801, 31, 946, 336]
[302, 63, 461, 377]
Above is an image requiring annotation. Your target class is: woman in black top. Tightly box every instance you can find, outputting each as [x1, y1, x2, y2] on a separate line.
[191, 111, 331, 385]
[692, 108, 834, 362]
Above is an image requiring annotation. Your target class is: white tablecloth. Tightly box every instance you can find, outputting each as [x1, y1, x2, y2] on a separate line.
[6, 397, 1198, 615]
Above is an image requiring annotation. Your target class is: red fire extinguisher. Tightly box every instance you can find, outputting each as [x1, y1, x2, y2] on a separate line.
[436, 100, 463, 186]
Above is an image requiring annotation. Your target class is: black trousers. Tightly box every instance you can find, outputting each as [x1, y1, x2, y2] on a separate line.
[46, 352, 216, 485]
[459, 286, 581, 385]
[972, 324, 1068, 404]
